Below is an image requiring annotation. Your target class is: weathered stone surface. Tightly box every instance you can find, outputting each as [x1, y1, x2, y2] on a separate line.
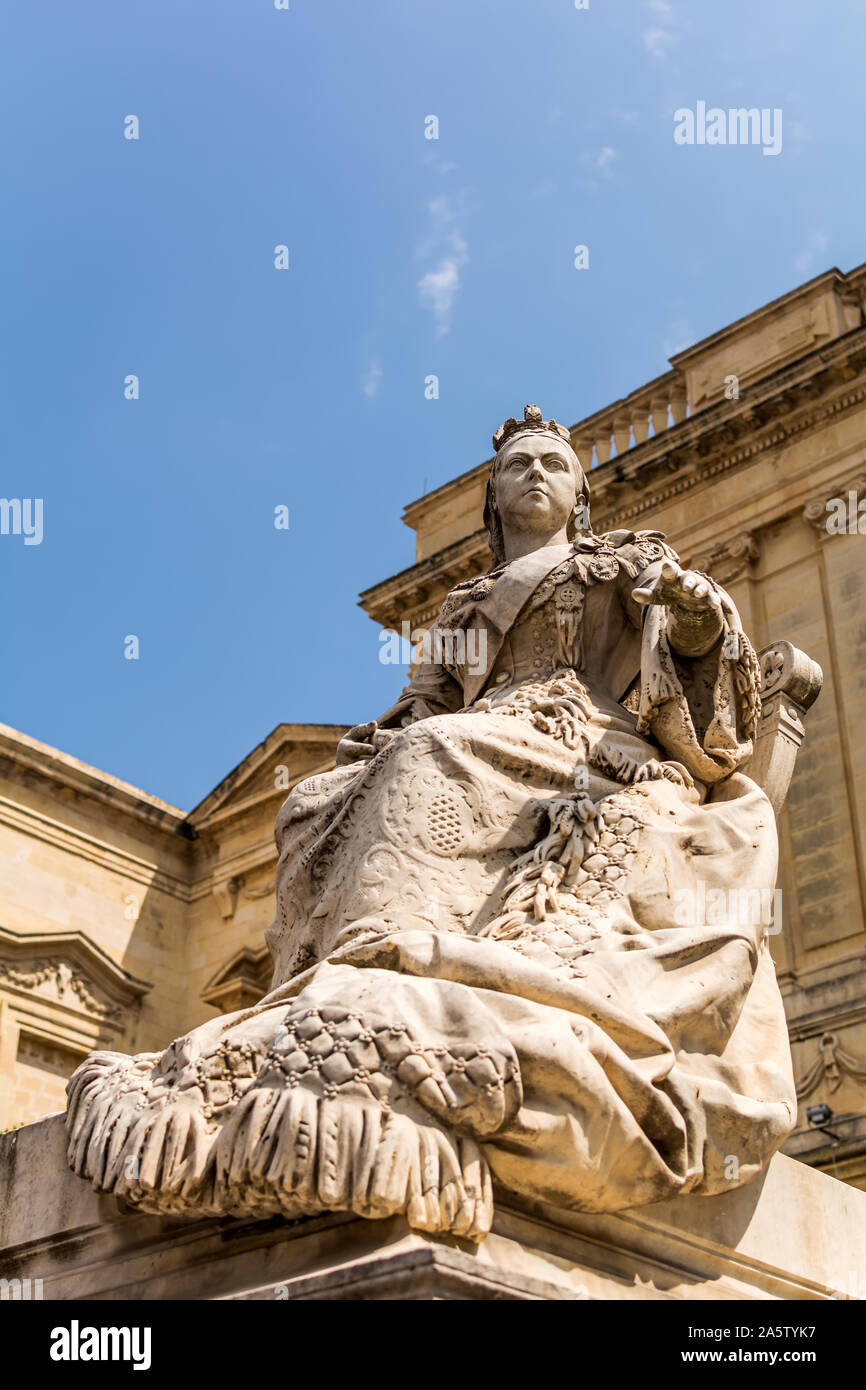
[2, 1116, 864, 1300]
[62, 409, 806, 1242]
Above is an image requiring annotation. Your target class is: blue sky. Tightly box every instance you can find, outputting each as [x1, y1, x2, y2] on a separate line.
[2, 0, 864, 809]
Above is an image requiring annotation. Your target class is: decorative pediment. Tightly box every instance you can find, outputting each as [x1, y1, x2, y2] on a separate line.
[0, 925, 151, 1025]
[188, 723, 347, 833]
[201, 945, 272, 1013]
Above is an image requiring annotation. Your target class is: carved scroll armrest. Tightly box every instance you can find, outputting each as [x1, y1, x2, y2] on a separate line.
[746, 641, 823, 814]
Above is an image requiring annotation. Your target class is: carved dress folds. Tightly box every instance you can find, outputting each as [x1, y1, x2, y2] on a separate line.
[66, 530, 796, 1241]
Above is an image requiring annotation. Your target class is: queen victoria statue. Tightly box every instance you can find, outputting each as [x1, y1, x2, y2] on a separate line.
[66, 405, 800, 1243]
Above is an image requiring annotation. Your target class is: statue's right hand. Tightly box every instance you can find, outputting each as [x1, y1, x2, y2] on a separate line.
[335, 721, 379, 766]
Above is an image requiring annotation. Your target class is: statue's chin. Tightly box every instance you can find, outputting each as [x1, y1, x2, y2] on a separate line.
[506, 502, 565, 532]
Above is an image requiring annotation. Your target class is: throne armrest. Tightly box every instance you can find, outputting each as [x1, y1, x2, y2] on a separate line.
[745, 641, 823, 814]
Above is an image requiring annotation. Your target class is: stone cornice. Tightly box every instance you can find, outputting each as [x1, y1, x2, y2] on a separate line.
[591, 332, 866, 531]
[668, 265, 865, 369]
[0, 722, 351, 868]
[191, 756, 339, 840]
[359, 530, 489, 630]
[0, 796, 192, 900]
[0, 723, 348, 902]
[0, 723, 187, 833]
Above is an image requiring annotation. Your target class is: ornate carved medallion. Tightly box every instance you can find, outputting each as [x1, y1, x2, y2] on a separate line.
[588, 551, 620, 582]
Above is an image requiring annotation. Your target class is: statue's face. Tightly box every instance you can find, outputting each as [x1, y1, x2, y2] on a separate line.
[493, 433, 578, 533]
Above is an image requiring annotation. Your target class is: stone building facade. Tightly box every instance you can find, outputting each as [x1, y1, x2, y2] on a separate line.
[2, 263, 866, 1194]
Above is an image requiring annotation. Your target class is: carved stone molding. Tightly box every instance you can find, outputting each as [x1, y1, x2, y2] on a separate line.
[360, 530, 490, 631]
[211, 875, 275, 920]
[796, 1032, 866, 1100]
[803, 472, 866, 535]
[0, 796, 191, 902]
[0, 959, 121, 1023]
[0, 925, 151, 1028]
[690, 532, 760, 585]
[758, 640, 824, 707]
[212, 877, 243, 920]
[241, 878, 275, 901]
[601, 341, 866, 532]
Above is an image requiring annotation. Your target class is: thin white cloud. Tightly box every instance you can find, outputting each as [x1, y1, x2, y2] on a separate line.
[416, 196, 469, 337]
[643, 0, 678, 58]
[579, 146, 618, 189]
[418, 256, 464, 333]
[421, 151, 458, 175]
[361, 358, 383, 398]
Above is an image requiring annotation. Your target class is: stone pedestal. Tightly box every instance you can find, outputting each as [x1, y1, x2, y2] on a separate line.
[2, 1116, 865, 1300]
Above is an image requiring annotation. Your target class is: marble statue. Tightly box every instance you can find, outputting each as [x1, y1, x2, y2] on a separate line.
[66, 406, 800, 1242]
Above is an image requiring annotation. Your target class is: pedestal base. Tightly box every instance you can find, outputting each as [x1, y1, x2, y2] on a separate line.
[1, 1116, 864, 1300]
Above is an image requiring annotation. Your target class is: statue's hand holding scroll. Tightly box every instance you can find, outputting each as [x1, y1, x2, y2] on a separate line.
[632, 558, 725, 657]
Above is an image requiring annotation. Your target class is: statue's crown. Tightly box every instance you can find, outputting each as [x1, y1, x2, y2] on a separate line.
[492, 404, 571, 454]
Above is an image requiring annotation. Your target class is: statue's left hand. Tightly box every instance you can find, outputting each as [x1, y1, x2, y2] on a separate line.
[632, 559, 725, 656]
[632, 559, 723, 619]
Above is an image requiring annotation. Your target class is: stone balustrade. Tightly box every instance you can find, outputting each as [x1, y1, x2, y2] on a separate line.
[570, 369, 689, 471]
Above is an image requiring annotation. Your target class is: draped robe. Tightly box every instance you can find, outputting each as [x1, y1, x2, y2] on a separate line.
[65, 528, 796, 1242]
